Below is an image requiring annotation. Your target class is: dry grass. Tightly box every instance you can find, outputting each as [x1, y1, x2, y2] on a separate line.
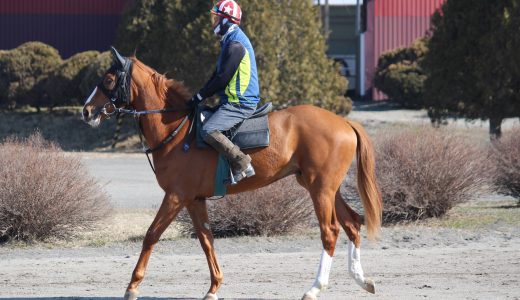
[1, 209, 183, 248]
[73, 210, 183, 247]
[422, 199, 520, 229]
[0, 133, 111, 242]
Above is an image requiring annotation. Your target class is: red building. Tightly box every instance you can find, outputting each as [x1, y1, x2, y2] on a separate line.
[0, 0, 133, 58]
[363, 0, 445, 99]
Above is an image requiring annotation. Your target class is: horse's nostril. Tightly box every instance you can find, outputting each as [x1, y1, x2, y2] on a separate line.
[83, 108, 89, 120]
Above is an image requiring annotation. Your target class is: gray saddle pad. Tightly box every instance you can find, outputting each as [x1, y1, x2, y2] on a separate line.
[196, 111, 270, 150]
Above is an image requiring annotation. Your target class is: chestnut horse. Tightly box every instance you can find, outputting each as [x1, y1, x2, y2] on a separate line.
[82, 49, 382, 300]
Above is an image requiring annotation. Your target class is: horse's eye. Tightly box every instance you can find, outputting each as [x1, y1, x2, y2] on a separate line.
[104, 77, 115, 88]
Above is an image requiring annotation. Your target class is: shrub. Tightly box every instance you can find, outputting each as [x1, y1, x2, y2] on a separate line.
[79, 51, 112, 99]
[374, 38, 428, 108]
[0, 50, 7, 101]
[492, 128, 520, 203]
[331, 95, 353, 116]
[357, 127, 492, 223]
[0, 42, 62, 109]
[178, 177, 313, 237]
[45, 51, 100, 107]
[0, 133, 111, 242]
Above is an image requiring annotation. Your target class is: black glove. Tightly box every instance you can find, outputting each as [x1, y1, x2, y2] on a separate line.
[188, 93, 203, 110]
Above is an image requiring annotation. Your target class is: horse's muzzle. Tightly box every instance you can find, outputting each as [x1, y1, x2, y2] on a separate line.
[82, 106, 102, 127]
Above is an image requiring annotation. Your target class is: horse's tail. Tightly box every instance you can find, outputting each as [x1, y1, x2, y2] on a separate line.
[347, 120, 382, 240]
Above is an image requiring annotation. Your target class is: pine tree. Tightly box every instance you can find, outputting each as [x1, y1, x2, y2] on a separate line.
[422, 0, 520, 138]
[116, 0, 350, 113]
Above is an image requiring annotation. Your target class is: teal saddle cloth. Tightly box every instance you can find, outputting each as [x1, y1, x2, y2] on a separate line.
[196, 102, 272, 197]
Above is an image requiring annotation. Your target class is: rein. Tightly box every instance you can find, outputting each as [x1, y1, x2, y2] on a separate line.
[101, 102, 191, 174]
[101, 102, 180, 117]
[137, 113, 191, 174]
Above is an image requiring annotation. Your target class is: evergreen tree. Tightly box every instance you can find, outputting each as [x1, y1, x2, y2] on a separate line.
[116, 0, 350, 113]
[422, 0, 520, 138]
[45, 51, 100, 107]
[0, 42, 62, 109]
[79, 51, 113, 98]
[374, 38, 428, 108]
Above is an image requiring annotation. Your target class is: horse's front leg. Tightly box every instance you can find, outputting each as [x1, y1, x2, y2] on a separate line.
[124, 192, 185, 300]
[186, 198, 223, 300]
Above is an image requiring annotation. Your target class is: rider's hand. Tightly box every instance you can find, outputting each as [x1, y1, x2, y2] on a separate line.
[188, 93, 203, 109]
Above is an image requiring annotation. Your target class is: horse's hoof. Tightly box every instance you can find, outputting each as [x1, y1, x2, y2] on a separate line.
[203, 292, 218, 300]
[363, 277, 376, 294]
[124, 289, 139, 300]
[301, 292, 317, 300]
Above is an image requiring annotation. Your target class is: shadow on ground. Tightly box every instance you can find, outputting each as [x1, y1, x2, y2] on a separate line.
[488, 204, 520, 209]
[352, 100, 403, 111]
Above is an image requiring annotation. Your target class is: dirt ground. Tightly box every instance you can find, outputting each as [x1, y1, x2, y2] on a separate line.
[1, 103, 519, 299]
[1, 223, 519, 300]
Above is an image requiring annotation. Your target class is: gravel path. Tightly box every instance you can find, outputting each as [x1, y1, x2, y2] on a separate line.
[80, 152, 164, 209]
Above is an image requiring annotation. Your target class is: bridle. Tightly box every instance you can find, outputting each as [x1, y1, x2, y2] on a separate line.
[98, 51, 192, 173]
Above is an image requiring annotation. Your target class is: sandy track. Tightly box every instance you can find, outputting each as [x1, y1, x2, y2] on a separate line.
[1, 229, 519, 300]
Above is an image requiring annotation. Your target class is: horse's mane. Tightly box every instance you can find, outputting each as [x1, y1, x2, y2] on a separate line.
[132, 58, 192, 107]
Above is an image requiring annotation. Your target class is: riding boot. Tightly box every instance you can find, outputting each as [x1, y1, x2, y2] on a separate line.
[204, 130, 255, 183]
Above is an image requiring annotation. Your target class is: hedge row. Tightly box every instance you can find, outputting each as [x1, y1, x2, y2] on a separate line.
[0, 42, 111, 109]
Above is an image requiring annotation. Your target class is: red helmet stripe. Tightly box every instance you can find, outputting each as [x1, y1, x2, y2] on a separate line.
[213, 0, 241, 24]
[219, 0, 228, 12]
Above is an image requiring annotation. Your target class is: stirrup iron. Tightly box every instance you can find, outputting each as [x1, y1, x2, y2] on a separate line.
[229, 163, 255, 185]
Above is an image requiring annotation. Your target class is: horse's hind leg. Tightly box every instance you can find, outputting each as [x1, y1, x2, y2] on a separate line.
[186, 198, 223, 300]
[335, 191, 375, 294]
[298, 175, 340, 300]
[124, 193, 184, 300]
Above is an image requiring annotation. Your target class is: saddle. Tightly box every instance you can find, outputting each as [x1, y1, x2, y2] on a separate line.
[196, 102, 272, 149]
[194, 102, 272, 197]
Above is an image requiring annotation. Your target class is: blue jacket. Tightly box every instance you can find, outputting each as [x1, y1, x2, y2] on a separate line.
[199, 26, 260, 107]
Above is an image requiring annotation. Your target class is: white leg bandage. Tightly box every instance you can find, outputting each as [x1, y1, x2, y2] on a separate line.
[305, 250, 333, 298]
[348, 241, 366, 286]
[203, 292, 218, 300]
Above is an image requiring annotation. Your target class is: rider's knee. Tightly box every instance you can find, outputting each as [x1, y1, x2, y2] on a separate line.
[201, 128, 218, 142]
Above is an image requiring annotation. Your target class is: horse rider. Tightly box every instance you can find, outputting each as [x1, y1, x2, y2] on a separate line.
[189, 0, 260, 184]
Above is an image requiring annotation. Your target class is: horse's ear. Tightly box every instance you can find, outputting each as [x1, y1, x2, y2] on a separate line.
[110, 46, 126, 67]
